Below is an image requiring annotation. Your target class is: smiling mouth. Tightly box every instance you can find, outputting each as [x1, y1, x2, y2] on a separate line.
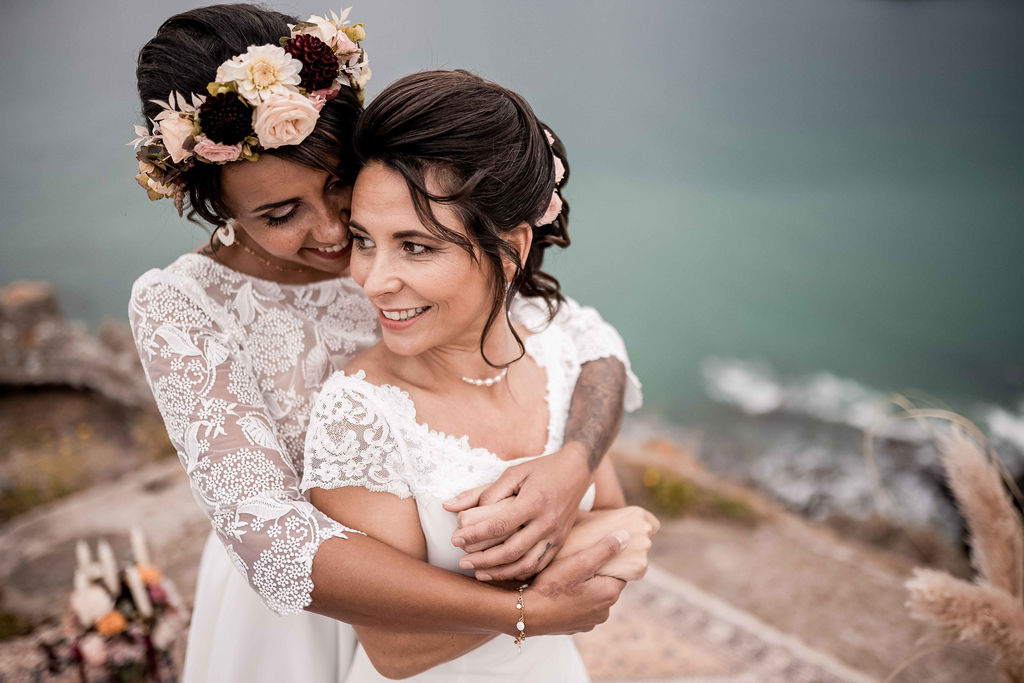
[380, 306, 430, 321]
[304, 240, 351, 259]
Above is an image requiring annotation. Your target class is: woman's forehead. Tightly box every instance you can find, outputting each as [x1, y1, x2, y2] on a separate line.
[221, 156, 331, 206]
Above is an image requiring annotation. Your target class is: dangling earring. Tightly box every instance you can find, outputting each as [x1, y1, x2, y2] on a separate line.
[216, 220, 236, 246]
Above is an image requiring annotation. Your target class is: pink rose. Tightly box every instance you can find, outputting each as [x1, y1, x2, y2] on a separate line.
[307, 91, 330, 112]
[78, 634, 107, 667]
[539, 191, 563, 225]
[553, 155, 565, 184]
[156, 114, 194, 164]
[252, 90, 320, 149]
[335, 32, 359, 58]
[194, 136, 243, 163]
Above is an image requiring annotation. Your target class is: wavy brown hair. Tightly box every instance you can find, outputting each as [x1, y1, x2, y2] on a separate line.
[352, 69, 571, 367]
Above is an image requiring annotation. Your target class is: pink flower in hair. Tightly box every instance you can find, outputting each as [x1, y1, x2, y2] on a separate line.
[539, 191, 563, 226]
[553, 155, 565, 184]
[193, 137, 243, 163]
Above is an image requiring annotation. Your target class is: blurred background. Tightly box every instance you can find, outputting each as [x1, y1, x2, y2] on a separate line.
[1, 1, 1023, 680]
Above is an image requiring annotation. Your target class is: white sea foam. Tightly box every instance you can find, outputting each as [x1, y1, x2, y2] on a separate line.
[701, 357, 921, 441]
[984, 403, 1024, 453]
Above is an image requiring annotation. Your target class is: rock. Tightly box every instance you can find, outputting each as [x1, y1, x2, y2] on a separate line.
[0, 281, 152, 407]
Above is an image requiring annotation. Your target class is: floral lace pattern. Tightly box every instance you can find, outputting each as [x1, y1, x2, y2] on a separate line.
[130, 254, 640, 614]
[130, 254, 377, 615]
[302, 321, 638, 503]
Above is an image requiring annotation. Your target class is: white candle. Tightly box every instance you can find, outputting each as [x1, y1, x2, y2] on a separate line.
[125, 566, 154, 618]
[73, 568, 88, 593]
[130, 526, 151, 566]
[96, 540, 119, 594]
[75, 540, 92, 573]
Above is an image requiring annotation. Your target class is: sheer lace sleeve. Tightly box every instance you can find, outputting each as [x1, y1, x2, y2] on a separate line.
[512, 295, 642, 412]
[128, 270, 359, 615]
[301, 372, 414, 500]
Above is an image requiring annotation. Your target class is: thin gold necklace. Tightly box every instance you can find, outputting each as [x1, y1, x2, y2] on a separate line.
[238, 241, 313, 274]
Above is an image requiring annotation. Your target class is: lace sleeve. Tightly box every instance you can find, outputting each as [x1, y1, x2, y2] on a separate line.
[512, 295, 642, 412]
[128, 271, 360, 616]
[301, 372, 414, 500]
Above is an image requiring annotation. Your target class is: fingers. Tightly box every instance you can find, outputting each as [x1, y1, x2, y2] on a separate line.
[451, 499, 537, 550]
[476, 539, 559, 582]
[462, 531, 513, 554]
[441, 484, 489, 513]
[477, 466, 528, 506]
[454, 496, 518, 530]
[458, 524, 544, 574]
[534, 531, 629, 593]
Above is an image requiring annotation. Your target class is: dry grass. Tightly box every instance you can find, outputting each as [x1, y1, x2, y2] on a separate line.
[903, 421, 1024, 682]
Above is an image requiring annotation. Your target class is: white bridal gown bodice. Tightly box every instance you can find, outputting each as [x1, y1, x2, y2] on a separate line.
[302, 315, 640, 682]
[129, 252, 639, 682]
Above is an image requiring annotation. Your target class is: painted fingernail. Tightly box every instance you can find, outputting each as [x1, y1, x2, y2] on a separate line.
[477, 572, 492, 581]
[459, 558, 475, 570]
[612, 530, 629, 550]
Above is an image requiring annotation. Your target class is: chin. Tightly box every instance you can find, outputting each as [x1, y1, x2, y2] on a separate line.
[308, 255, 352, 277]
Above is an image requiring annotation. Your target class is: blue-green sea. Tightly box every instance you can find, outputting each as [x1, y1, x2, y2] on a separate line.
[2, 1, 1023, 523]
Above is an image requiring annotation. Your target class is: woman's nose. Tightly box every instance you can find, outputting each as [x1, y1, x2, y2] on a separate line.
[359, 250, 401, 298]
[312, 207, 348, 245]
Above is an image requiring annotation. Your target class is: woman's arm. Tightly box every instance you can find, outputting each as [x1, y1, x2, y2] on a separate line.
[130, 274, 623, 637]
[591, 457, 627, 510]
[310, 485, 497, 679]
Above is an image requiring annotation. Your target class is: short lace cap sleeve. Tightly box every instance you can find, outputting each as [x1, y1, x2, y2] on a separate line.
[511, 295, 642, 412]
[302, 371, 414, 499]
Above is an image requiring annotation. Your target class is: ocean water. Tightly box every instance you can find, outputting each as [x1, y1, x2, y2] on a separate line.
[2, 1, 1023, 501]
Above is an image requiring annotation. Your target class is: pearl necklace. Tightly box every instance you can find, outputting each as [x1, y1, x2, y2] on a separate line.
[460, 366, 509, 387]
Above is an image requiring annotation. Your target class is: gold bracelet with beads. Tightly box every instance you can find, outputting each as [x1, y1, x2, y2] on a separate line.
[513, 583, 528, 648]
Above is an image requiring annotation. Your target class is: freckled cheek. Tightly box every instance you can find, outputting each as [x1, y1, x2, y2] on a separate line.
[248, 224, 310, 257]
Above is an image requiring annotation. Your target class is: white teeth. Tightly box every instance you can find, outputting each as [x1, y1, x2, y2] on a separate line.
[382, 306, 429, 321]
[314, 243, 345, 253]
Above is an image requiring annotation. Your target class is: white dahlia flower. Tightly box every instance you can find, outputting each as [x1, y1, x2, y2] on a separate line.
[215, 45, 302, 106]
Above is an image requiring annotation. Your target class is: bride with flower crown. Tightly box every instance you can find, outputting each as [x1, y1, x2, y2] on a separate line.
[130, 4, 651, 682]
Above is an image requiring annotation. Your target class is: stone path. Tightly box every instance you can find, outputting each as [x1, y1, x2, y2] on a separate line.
[577, 566, 876, 683]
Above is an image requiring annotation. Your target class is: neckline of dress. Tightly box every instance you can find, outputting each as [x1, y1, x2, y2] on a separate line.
[178, 252, 355, 290]
[344, 331, 560, 465]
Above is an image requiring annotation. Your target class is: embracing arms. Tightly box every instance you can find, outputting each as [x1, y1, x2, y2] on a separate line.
[129, 275, 630, 632]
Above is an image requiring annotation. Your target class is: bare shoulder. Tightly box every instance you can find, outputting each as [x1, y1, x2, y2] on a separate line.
[342, 343, 396, 385]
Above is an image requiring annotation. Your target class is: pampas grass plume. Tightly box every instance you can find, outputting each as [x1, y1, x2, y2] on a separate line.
[906, 568, 1024, 680]
[942, 427, 1024, 598]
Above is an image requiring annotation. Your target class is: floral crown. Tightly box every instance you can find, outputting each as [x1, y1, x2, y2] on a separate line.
[130, 8, 369, 215]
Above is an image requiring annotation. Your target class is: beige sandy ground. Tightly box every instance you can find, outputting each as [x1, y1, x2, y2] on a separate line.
[0, 440, 1001, 682]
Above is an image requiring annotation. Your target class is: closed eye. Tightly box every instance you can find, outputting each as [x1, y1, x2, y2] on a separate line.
[264, 203, 299, 227]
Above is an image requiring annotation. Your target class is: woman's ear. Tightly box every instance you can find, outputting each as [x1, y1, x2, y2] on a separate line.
[503, 222, 533, 280]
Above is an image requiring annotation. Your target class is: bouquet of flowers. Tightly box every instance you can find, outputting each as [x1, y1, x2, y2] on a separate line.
[39, 528, 190, 682]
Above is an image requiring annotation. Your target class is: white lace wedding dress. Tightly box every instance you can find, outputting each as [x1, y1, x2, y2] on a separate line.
[129, 253, 640, 682]
[301, 312, 641, 682]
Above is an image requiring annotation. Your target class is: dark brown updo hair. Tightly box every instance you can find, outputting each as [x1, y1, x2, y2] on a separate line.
[135, 4, 362, 228]
[352, 69, 571, 367]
